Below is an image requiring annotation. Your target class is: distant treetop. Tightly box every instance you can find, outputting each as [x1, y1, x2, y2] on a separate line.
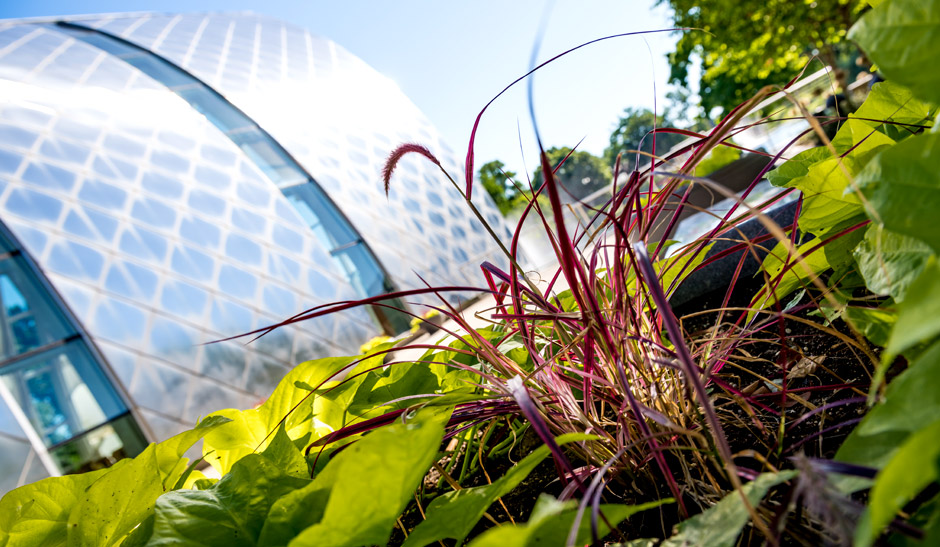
[660, 0, 865, 118]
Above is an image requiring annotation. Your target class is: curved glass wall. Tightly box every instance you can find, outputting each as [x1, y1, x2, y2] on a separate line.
[0, 226, 146, 492]
[53, 22, 410, 335]
[0, 13, 512, 495]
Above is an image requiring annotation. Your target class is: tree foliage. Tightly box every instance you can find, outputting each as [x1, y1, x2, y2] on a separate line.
[660, 0, 865, 118]
[480, 147, 613, 213]
[533, 147, 612, 202]
[603, 106, 689, 174]
[478, 160, 521, 214]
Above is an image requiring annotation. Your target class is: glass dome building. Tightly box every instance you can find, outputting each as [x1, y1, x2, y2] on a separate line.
[0, 12, 508, 494]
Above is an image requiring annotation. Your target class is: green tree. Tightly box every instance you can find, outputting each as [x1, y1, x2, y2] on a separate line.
[478, 160, 520, 215]
[660, 0, 865, 118]
[603, 107, 689, 174]
[533, 147, 612, 202]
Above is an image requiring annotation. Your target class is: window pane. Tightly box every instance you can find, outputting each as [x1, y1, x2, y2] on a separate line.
[229, 130, 306, 186]
[0, 341, 127, 447]
[281, 184, 409, 334]
[48, 413, 146, 475]
[0, 230, 15, 255]
[0, 255, 74, 359]
[283, 183, 359, 249]
[176, 86, 252, 133]
[333, 243, 385, 296]
[368, 297, 412, 336]
[0, 434, 35, 493]
[123, 54, 193, 88]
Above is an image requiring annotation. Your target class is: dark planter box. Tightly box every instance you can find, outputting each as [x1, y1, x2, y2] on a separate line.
[668, 199, 800, 310]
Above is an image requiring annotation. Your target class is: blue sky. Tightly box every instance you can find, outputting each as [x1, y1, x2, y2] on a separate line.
[0, 1, 680, 181]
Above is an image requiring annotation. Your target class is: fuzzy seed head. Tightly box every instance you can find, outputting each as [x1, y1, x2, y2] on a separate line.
[383, 143, 442, 196]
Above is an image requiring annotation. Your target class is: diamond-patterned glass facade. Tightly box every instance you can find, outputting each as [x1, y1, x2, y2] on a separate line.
[0, 12, 509, 494]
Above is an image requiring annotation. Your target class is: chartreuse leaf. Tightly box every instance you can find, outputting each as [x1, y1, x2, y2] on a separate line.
[767, 147, 831, 188]
[345, 359, 442, 415]
[767, 80, 933, 246]
[202, 356, 358, 474]
[260, 423, 309, 479]
[693, 143, 740, 177]
[844, 304, 897, 348]
[0, 468, 109, 547]
[830, 118, 898, 161]
[857, 132, 940, 253]
[402, 433, 596, 547]
[846, 81, 933, 137]
[500, 337, 535, 372]
[753, 238, 827, 314]
[662, 471, 797, 547]
[854, 226, 932, 302]
[856, 419, 940, 547]
[143, 454, 310, 546]
[118, 514, 154, 547]
[836, 339, 940, 492]
[884, 258, 940, 365]
[753, 229, 862, 314]
[860, 256, 940, 400]
[258, 406, 451, 547]
[319, 335, 479, 422]
[849, 0, 940, 105]
[795, 125, 892, 236]
[62, 415, 230, 546]
[767, 80, 928, 201]
[769, 112, 895, 237]
[466, 494, 668, 547]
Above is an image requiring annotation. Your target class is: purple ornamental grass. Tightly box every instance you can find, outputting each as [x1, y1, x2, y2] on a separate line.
[219, 34, 891, 544]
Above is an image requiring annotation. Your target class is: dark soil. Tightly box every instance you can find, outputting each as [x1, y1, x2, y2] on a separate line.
[674, 281, 878, 467]
[707, 315, 870, 463]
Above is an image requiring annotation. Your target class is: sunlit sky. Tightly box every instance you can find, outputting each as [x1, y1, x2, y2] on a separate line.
[0, 1, 680, 181]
